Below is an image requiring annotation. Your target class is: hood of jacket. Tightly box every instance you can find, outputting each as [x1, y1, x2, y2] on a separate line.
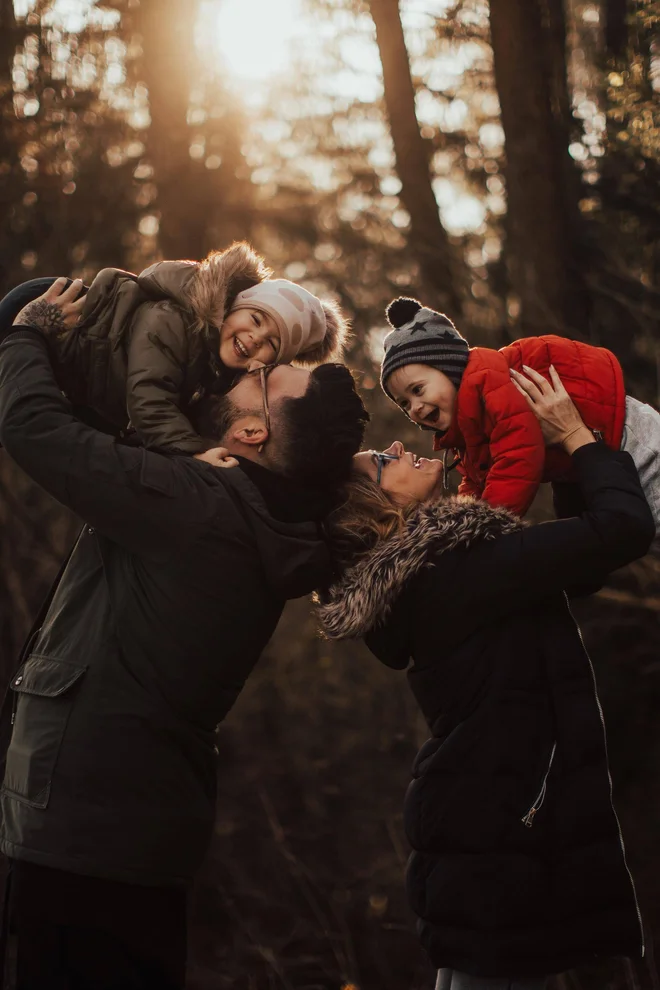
[317, 496, 522, 640]
[138, 242, 270, 333]
[210, 464, 332, 600]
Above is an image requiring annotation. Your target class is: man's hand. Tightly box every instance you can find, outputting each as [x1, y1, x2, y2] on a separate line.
[13, 277, 85, 334]
[194, 447, 239, 469]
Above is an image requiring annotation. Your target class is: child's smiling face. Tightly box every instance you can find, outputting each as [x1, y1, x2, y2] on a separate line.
[387, 363, 458, 432]
[218, 307, 281, 370]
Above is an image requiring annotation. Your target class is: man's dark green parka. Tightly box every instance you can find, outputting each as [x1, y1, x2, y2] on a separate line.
[0, 328, 330, 886]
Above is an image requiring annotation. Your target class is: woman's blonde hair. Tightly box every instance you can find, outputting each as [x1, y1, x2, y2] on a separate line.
[324, 468, 421, 574]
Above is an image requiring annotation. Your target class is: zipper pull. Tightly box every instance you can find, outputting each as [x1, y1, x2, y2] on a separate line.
[522, 807, 537, 828]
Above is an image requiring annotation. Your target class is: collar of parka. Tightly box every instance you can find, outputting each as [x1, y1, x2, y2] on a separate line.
[317, 495, 522, 641]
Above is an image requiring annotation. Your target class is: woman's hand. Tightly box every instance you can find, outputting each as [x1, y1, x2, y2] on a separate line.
[13, 277, 85, 333]
[510, 365, 596, 455]
[194, 447, 239, 469]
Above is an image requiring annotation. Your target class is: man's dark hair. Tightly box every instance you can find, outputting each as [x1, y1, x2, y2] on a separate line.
[278, 364, 369, 489]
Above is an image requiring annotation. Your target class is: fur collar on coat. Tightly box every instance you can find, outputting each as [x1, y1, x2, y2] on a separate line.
[317, 496, 522, 641]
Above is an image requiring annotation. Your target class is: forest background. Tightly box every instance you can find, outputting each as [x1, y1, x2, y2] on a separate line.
[0, 0, 659, 987]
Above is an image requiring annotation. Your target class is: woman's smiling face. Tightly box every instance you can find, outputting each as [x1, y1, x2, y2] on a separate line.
[218, 307, 281, 369]
[354, 441, 443, 503]
[386, 364, 457, 431]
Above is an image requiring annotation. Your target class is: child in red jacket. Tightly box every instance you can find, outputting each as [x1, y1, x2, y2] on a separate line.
[380, 297, 660, 526]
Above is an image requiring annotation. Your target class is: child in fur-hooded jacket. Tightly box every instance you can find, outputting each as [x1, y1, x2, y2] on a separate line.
[25, 242, 349, 454]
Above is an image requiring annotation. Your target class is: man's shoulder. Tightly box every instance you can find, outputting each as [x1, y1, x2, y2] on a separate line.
[135, 449, 241, 507]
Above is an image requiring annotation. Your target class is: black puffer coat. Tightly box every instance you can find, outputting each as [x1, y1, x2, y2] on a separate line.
[318, 444, 654, 978]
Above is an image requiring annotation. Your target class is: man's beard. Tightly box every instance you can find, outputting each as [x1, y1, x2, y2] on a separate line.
[194, 393, 261, 447]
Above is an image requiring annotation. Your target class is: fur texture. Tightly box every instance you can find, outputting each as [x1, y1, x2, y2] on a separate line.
[295, 297, 351, 365]
[187, 243, 350, 364]
[186, 241, 272, 333]
[317, 496, 522, 640]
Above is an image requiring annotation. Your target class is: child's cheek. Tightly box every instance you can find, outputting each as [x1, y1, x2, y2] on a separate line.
[218, 338, 243, 370]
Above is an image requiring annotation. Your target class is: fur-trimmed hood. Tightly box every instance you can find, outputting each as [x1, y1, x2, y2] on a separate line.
[138, 243, 349, 363]
[138, 241, 270, 335]
[318, 496, 522, 640]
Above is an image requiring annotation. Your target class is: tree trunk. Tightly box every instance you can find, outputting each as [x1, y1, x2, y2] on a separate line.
[489, 0, 586, 336]
[136, 0, 212, 259]
[136, 0, 256, 260]
[0, 0, 21, 290]
[605, 0, 629, 57]
[367, 0, 463, 317]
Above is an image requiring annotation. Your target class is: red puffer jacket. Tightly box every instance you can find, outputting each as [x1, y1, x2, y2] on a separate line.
[433, 335, 626, 516]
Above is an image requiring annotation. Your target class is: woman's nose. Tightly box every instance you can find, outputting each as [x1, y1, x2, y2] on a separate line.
[385, 440, 404, 456]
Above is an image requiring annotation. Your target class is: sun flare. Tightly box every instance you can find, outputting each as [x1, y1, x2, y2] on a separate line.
[214, 0, 302, 82]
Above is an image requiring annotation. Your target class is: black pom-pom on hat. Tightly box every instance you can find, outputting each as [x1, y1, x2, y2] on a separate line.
[386, 297, 422, 329]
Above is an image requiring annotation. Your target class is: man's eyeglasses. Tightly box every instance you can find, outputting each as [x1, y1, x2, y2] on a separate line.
[372, 450, 399, 485]
[245, 364, 276, 453]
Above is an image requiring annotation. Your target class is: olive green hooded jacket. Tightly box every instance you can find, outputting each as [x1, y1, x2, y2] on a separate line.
[51, 242, 268, 453]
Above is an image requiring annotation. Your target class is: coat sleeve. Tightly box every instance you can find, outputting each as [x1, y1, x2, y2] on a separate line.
[551, 480, 601, 598]
[0, 329, 219, 557]
[475, 366, 546, 515]
[456, 467, 484, 499]
[551, 480, 587, 519]
[422, 442, 654, 630]
[126, 304, 205, 454]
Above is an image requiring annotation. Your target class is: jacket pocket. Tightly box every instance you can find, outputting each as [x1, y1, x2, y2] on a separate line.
[2, 655, 87, 809]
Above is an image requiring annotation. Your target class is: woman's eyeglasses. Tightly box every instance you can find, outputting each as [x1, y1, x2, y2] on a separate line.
[372, 450, 399, 485]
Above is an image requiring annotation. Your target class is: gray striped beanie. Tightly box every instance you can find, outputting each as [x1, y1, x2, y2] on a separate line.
[380, 298, 469, 399]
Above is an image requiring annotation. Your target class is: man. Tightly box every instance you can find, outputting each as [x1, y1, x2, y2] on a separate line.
[0, 280, 368, 988]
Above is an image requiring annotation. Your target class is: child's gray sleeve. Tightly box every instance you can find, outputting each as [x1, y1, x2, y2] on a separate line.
[126, 306, 205, 454]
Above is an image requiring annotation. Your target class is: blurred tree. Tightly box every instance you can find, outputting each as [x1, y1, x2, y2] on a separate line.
[489, 0, 586, 336]
[367, 0, 463, 313]
[605, 0, 629, 57]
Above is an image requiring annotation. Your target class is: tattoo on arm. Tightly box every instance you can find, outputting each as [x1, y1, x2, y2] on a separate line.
[15, 300, 68, 334]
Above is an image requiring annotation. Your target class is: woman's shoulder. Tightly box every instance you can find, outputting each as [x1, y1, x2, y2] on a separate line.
[318, 497, 522, 641]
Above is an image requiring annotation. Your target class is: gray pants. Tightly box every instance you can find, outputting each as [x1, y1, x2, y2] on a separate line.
[621, 395, 660, 531]
[435, 972, 547, 990]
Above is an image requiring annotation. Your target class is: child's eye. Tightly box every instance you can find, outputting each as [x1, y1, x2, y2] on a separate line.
[412, 384, 423, 396]
[398, 399, 409, 411]
[252, 313, 261, 326]
[269, 338, 278, 353]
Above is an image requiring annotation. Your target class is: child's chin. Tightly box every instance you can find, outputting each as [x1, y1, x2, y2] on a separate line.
[220, 351, 246, 370]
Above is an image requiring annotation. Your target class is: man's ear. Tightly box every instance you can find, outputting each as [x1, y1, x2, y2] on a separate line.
[228, 415, 269, 448]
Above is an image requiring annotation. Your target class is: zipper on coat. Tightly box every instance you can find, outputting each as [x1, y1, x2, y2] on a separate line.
[563, 592, 645, 957]
[522, 742, 557, 827]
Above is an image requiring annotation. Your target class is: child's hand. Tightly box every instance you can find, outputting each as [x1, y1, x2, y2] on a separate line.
[194, 447, 239, 469]
[13, 277, 85, 333]
[510, 365, 592, 451]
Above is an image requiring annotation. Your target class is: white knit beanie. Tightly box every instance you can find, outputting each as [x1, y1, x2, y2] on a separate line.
[231, 280, 327, 364]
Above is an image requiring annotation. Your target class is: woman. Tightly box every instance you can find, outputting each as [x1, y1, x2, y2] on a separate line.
[318, 368, 655, 990]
